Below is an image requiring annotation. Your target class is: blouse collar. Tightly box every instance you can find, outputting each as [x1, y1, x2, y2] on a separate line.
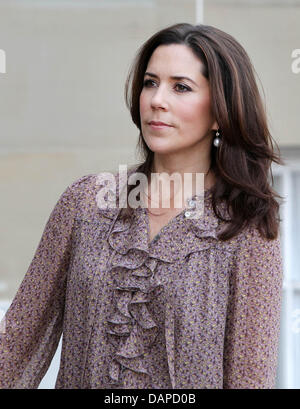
[96, 165, 229, 264]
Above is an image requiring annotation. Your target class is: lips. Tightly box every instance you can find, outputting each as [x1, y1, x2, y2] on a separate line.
[149, 121, 172, 127]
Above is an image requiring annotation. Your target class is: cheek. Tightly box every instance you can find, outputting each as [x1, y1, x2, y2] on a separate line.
[179, 95, 212, 124]
[139, 92, 148, 116]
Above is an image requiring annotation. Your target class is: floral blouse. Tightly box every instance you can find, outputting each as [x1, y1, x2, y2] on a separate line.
[0, 165, 283, 389]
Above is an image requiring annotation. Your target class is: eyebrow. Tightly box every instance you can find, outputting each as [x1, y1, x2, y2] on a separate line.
[144, 71, 198, 87]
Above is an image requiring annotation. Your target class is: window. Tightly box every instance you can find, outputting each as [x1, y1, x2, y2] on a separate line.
[273, 149, 300, 389]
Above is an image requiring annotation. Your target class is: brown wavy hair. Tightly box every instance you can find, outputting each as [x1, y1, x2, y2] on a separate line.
[119, 22, 284, 241]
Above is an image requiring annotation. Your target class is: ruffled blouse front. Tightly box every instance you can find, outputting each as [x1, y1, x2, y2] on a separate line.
[99, 171, 230, 388]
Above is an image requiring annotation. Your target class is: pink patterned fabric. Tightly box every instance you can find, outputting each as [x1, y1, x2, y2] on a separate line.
[0, 165, 283, 389]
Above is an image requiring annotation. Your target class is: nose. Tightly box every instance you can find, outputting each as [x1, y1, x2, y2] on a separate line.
[150, 84, 169, 110]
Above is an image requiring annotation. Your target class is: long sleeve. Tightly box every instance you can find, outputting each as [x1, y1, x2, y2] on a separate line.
[223, 224, 284, 389]
[0, 176, 89, 388]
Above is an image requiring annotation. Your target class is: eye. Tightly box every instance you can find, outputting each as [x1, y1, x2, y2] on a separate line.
[175, 83, 191, 93]
[143, 79, 191, 93]
[143, 79, 156, 87]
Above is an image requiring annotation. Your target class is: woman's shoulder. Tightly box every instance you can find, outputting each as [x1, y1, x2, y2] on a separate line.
[65, 165, 138, 221]
[67, 173, 102, 194]
[67, 164, 139, 193]
[228, 221, 282, 259]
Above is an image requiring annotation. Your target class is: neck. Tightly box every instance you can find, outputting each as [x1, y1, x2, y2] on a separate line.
[151, 154, 215, 194]
[143, 161, 214, 212]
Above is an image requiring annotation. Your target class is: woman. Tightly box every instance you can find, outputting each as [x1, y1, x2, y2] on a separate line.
[0, 23, 284, 389]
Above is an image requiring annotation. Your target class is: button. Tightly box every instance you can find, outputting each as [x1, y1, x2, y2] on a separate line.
[187, 199, 196, 209]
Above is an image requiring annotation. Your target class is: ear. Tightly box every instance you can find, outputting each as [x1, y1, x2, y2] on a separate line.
[211, 120, 219, 131]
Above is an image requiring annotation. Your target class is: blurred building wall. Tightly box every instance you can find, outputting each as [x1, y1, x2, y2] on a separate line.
[204, 0, 300, 148]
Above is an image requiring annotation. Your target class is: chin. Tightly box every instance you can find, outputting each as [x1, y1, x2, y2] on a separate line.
[149, 145, 180, 155]
[143, 135, 181, 155]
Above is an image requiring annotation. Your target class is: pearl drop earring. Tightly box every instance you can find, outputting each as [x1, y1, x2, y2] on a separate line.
[213, 130, 221, 147]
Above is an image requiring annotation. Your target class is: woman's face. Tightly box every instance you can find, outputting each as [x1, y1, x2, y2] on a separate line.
[139, 43, 218, 156]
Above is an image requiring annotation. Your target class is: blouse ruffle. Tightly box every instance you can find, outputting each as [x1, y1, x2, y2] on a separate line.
[96, 168, 229, 388]
[105, 211, 163, 385]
